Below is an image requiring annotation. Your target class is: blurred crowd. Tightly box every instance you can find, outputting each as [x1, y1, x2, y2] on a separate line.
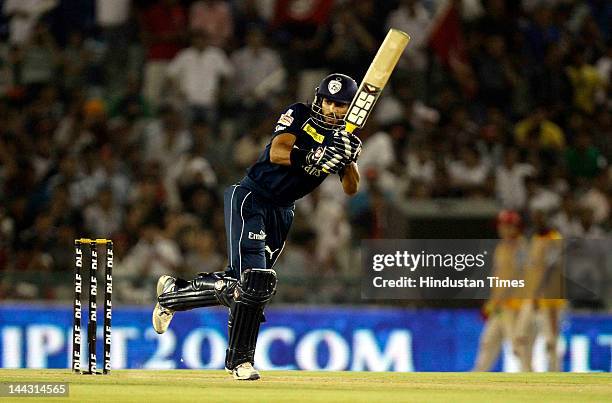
[0, 0, 609, 304]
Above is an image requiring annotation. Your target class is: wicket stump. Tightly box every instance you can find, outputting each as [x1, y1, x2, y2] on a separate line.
[72, 238, 113, 375]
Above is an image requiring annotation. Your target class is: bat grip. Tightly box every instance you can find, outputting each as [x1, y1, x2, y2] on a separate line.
[345, 122, 358, 134]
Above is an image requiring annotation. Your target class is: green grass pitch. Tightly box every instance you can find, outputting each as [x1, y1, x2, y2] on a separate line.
[0, 369, 610, 402]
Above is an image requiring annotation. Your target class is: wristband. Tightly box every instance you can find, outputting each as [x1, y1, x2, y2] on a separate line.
[290, 147, 308, 169]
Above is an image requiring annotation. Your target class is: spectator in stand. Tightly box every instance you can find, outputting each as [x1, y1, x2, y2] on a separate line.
[595, 40, 611, 104]
[61, 31, 93, 92]
[166, 30, 233, 126]
[231, 25, 285, 130]
[525, 175, 562, 215]
[142, 104, 191, 175]
[95, 0, 132, 89]
[116, 218, 182, 301]
[579, 172, 610, 226]
[374, 81, 439, 131]
[575, 206, 606, 238]
[447, 145, 490, 197]
[566, 47, 605, 115]
[385, 0, 431, 99]
[477, 107, 510, 168]
[552, 194, 582, 237]
[514, 106, 565, 151]
[139, 0, 187, 110]
[272, 0, 333, 99]
[530, 43, 572, 117]
[109, 74, 152, 123]
[565, 131, 607, 180]
[19, 23, 60, 88]
[2, 0, 58, 45]
[84, 185, 123, 237]
[522, 4, 561, 64]
[184, 228, 224, 274]
[406, 142, 436, 187]
[165, 120, 217, 211]
[472, 35, 519, 110]
[189, 0, 234, 49]
[232, 0, 270, 44]
[324, 7, 376, 81]
[495, 147, 535, 210]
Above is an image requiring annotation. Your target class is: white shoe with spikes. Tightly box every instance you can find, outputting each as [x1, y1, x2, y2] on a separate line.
[152, 275, 176, 334]
[231, 362, 260, 380]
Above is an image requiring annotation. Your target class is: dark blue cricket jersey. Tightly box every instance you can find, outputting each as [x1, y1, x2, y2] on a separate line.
[241, 103, 337, 206]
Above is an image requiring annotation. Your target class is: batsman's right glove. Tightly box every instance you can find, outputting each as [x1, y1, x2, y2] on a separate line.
[331, 130, 362, 162]
[319, 146, 351, 174]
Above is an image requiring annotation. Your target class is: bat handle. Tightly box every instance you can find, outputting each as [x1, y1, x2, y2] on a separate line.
[345, 122, 358, 134]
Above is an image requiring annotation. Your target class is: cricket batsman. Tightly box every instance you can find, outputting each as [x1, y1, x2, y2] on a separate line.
[151, 74, 362, 380]
[473, 210, 527, 371]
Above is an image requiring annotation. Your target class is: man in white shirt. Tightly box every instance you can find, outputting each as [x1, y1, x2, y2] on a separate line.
[143, 104, 192, 171]
[3, 0, 57, 45]
[231, 26, 285, 111]
[230, 26, 285, 132]
[167, 30, 234, 126]
[495, 147, 535, 210]
[448, 146, 489, 195]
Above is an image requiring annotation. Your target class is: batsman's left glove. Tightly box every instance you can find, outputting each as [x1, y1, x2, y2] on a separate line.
[332, 130, 362, 162]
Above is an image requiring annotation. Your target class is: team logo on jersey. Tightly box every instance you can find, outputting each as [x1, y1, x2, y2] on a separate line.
[248, 230, 267, 240]
[328, 79, 342, 94]
[303, 165, 323, 177]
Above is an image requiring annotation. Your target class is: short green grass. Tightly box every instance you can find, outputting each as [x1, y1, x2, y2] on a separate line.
[0, 370, 610, 403]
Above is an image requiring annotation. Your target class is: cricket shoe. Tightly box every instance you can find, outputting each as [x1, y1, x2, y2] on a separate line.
[152, 275, 176, 334]
[230, 362, 260, 381]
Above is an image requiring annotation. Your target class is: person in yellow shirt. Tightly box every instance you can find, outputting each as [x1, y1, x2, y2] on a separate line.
[566, 49, 604, 115]
[473, 210, 527, 371]
[514, 210, 565, 371]
[514, 107, 565, 150]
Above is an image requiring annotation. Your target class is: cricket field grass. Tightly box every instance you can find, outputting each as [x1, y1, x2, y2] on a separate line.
[0, 369, 610, 402]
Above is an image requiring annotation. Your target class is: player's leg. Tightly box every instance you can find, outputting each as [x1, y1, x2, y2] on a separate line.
[152, 185, 250, 334]
[500, 307, 519, 358]
[223, 187, 271, 380]
[472, 313, 504, 371]
[224, 199, 294, 380]
[264, 205, 294, 269]
[513, 301, 536, 371]
[153, 271, 237, 334]
[226, 268, 276, 380]
[541, 306, 561, 371]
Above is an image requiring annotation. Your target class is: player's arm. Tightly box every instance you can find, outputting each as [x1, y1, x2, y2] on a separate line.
[269, 133, 297, 166]
[534, 240, 562, 298]
[340, 162, 360, 196]
[274, 132, 338, 172]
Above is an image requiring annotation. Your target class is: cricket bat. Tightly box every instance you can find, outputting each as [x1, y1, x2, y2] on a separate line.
[345, 29, 411, 134]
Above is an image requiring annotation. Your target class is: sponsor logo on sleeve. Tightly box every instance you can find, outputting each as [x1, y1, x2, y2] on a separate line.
[278, 109, 294, 126]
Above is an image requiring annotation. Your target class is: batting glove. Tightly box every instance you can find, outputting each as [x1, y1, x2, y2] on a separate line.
[319, 146, 350, 174]
[332, 130, 362, 162]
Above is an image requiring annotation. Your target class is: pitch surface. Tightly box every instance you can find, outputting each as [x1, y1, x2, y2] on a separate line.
[0, 369, 610, 402]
